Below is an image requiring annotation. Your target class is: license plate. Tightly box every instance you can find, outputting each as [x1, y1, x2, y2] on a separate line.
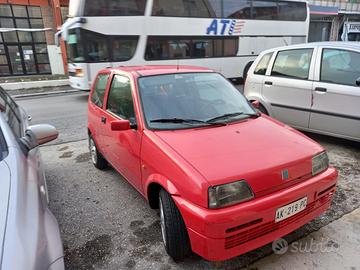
[275, 197, 308, 223]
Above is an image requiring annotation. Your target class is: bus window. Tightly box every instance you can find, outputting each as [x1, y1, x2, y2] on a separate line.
[252, 0, 278, 20]
[84, 0, 146, 16]
[67, 29, 85, 63]
[152, 0, 216, 17]
[278, 1, 307, 21]
[193, 39, 214, 58]
[84, 32, 109, 62]
[145, 37, 238, 60]
[112, 37, 139, 62]
[224, 0, 252, 19]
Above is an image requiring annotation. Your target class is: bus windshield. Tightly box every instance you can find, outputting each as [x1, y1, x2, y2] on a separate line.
[67, 29, 85, 62]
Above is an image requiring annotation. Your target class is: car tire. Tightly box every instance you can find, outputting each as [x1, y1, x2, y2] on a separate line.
[89, 135, 107, 170]
[159, 189, 191, 261]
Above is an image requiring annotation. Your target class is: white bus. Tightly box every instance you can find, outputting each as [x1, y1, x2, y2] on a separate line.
[58, 0, 309, 90]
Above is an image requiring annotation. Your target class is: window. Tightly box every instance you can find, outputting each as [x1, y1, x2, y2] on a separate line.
[84, 0, 146, 16]
[107, 75, 135, 120]
[152, 0, 215, 17]
[0, 5, 12, 16]
[224, 0, 252, 19]
[91, 74, 110, 107]
[66, 29, 139, 63]
[348, 33, 360, 42]
[151, 0, 307, 21]
[254, 52, 273, 75]
[145, 36, 238, 60]
[0, 87, 22, 137]
[84, 32, 109, 62]
[138, 73, 256, 130]
[252, 0, 278, 20]
[12, 5, 27, 17]
[112, 37, 138, 61]
[271, 49, 313, 80]
[321, 49, 360, 86]
[0, 5, 49, 76]
[278, 1, 307, 21]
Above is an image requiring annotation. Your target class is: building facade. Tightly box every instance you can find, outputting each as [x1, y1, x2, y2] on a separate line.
[0, 0, 68, 76]
[309, 0, 360, 42]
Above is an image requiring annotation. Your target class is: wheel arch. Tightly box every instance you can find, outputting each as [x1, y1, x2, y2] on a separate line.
[146, 176, 180, 209]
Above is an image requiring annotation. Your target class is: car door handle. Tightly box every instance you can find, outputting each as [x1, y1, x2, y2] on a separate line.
[315, 87, 327, 93]
[264, 81, 273, 86]
[101, 117, 106, 124]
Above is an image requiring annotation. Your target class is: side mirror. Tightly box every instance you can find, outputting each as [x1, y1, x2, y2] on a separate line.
[21, 124, 58, 151]
[251, 100, 260, 109]
[111, 120, 131, 131]
[356, 77, 360, 86]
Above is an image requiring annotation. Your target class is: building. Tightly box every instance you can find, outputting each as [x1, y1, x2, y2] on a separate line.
[0, 0, 68, 77]
[309, 0, 360, 42]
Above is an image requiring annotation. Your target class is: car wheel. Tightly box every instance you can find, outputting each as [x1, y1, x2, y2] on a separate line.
[159, 189, 191, 261]
[258, 104, 269, 115]
[89, 135, 107, 170]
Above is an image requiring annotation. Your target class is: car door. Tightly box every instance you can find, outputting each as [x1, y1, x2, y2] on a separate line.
[101, 73, 143, 192]
[310, 47, 360, 140]
[262, 48, 316, 129]
[88, 72, 111, 152]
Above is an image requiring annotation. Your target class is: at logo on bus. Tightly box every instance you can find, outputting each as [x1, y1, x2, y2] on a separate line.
[206, 19, 245, 36]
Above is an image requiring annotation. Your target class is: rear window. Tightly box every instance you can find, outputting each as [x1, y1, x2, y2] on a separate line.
[254, 52, 273, 75]
[0, 87, 22, 138]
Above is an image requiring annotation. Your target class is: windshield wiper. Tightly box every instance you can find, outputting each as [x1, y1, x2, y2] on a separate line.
[207, 112, 259, 123]
[150, 118, 226, 126]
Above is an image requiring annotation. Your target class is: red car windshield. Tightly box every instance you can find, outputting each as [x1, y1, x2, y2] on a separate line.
[138, 72, 257, 130]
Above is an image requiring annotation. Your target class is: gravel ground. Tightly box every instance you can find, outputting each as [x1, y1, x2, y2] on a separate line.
[41, 133, 360, 270]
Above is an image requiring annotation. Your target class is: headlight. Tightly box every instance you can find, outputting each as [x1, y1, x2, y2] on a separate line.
[312, 151, 329, 176]
[208, 180, 254, 209]
[75, 68, 84, 77]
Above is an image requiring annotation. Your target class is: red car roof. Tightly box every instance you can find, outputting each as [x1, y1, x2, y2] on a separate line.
[108, 65, 214, 77]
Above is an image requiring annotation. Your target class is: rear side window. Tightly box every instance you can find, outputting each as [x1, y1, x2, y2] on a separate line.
[321, 49, 360, 86]
[254, 52, 273, 75]
[106, 75, 135, 120]
[0, 88, 22, 137]
[91, 74, 110, 108]
[271, 49, 313, 80]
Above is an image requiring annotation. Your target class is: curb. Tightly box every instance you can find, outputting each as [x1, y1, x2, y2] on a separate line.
[13, 89, 83, 99]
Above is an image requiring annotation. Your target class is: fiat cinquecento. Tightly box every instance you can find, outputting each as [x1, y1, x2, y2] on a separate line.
[87, 65, 337, 261]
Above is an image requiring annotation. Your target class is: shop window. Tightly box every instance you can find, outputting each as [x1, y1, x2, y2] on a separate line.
[28, 6, 42, 18]
[12, 5, 27, 17]
[0, 5, 12, 17]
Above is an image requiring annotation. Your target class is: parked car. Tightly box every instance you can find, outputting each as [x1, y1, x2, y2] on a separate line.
[0, 87, 64, 270]
[244, 41, 360, 142]
[88, 65, 338, 261]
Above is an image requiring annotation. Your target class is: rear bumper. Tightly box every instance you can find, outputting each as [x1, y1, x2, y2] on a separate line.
[173, 167, 338, 261]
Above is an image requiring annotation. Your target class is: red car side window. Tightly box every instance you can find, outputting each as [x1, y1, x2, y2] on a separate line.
[91, 73, 110, 108]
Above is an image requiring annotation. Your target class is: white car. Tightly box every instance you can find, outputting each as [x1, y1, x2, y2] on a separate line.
[244, 42, 360, 142]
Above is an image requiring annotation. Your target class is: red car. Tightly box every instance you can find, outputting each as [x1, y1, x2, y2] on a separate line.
[87, 65, 338, 262]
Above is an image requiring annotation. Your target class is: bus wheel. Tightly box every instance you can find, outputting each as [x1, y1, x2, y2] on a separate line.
[243, 61, 254, 84]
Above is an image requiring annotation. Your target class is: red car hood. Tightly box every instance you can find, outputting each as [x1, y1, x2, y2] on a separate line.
[153, 116, 323, 195]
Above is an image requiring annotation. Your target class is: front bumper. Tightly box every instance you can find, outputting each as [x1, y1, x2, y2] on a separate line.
[173, 167, 338, 261]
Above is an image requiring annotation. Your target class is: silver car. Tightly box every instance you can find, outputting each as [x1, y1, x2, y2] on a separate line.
[0, 87, 64, 270]
[245, 42, 360, 142]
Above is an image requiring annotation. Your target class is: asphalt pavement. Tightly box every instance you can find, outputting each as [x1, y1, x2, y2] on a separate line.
[15, 92, 360, 270]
